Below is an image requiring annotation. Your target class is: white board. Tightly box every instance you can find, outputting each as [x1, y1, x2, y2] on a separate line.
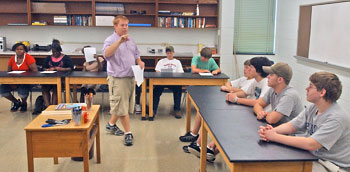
[309, 2, 350, 68]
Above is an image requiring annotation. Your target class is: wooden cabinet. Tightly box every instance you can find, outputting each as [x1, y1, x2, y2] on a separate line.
[0, 0, 29, 26]
[0, 0, 218, 28]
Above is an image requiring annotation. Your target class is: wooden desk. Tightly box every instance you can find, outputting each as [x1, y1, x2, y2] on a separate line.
[142, 72, 228, 121]
[24, 105, 101, 172]
[0, 71, 66, 103]
[65, 71, 108, 103]
[187, 86, 317, 172]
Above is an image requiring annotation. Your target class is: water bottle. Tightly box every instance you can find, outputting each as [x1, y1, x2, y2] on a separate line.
[72, 107, 82, 126]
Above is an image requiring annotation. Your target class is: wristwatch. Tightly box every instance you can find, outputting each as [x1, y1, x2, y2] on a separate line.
[233, 97, 238, 104]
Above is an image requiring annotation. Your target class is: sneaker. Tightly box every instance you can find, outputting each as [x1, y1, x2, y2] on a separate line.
[206, 148, 216, 162]
[124, 133, 133, 146]
[19, 102, 27, 113]
[179, 131, 199, 142]
[174, 111, 182, 119]
[183, 145, 190, 153]
[10, 99, 21, 112]
[105, 123, 124, 136]
[135, 104, 141, 114]
[188, 141, 201, 158]
[188, 142, 216, 162]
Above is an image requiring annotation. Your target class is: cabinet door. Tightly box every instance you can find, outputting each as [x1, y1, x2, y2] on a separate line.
[0, 0, 28, 26]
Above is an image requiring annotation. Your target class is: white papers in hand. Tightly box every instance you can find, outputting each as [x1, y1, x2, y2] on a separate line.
[8, 71, 25, 74]
[84, 47, 96, 62]
[40, 71, 57, 74]
[199, 72, 213, 76]
[131, 65, 144, 87]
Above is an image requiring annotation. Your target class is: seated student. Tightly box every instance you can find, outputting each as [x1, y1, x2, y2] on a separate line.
[220, 59, 254, 93]
[259, 72, 350, 172]
[79, 46, 105, 103]
[153, 45, 184, 119]
[191, 47, 221, 75]
[42, 39, 73, 107]
[189, 60, 302, 162]
[0, 43, 38, 112]
[254, 62, 304, 125]
[180, 57, 271, 143]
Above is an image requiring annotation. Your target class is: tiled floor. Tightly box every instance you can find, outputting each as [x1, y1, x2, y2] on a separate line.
[0, 92, 230, 172]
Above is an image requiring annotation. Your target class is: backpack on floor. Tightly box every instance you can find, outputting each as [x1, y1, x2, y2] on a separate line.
[32, 95, 45, 115]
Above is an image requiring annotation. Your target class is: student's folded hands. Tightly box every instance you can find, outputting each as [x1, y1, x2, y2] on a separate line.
[225, 92, 237, 102]
[256, 111, 268, 120]
[258, 124, 274, 142]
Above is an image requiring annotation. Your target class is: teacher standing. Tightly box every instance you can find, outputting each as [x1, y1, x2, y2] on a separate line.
[103, 15, 144, 146]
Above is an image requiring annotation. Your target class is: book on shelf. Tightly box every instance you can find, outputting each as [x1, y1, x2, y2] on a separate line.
[158, 10, 171, 14]
[128, 23, 151, 27]
[54, 16, 68, 25]
[32, 21, 47, 26]
[170, 12, 183, 16]
[182, 12, 195, 16]
[96, 3, 124, 14]
[8, 23, 28, 26]
[205, 24, 217, 28]
[159, 11, 195, 16]
[31, 2, 66, 14]
[67, 15, 92, 26]
[96, 16, 114, 26]
[158, 17, 208, 28]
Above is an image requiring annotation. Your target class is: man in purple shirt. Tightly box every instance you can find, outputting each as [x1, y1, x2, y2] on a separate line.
[103, 15, 144, 146]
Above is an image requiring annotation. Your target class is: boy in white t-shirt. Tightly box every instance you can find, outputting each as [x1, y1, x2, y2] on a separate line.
[220, 59, 254, 93]
[184, 57, 273, 161]
[153, 46, 184, 119]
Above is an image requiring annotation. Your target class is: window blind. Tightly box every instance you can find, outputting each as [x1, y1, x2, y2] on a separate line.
[234, 0, 276, 54]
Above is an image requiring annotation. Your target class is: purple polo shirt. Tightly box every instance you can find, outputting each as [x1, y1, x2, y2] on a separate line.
[103, 32, 140, 77]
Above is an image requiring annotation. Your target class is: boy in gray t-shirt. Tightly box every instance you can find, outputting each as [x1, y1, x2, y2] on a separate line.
[254, 62, 303, 125]
[259, 72, 350, 172]
[261, 86, 303, 125]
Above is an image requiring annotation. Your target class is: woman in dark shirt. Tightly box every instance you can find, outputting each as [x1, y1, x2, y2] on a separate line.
[42, 40, 73, 107]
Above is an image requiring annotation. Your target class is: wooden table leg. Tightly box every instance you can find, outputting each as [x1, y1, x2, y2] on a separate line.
[53, 157, 58, 164]
[200, 118, 207, 172]
[83, 131, 90, 172]
[141, 80, 147, 120]
[149, 79, 154, 120]
[186, 91, 192, 133]
[73, 84, 77, 103]
[303, 161, 313, 172]
[65, 77, 70, 103]
[96, 111, 101, 163]
[26, 132, 34, 172]
[57, 77, 62, 103]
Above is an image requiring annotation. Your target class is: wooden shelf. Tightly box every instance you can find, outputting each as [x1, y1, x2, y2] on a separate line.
[95, 0, 155, 3]
[0, 0, 218, 28]
[159, 2, 218, 5]
[0, 11, 28, 14]
[158, 14, 217, 18]
[95, 13, 155, 16]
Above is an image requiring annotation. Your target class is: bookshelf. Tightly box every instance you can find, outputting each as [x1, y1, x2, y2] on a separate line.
[0, 0, 218, 28]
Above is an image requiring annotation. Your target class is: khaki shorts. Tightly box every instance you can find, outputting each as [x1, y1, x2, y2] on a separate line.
[107, 76, 135, 116]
